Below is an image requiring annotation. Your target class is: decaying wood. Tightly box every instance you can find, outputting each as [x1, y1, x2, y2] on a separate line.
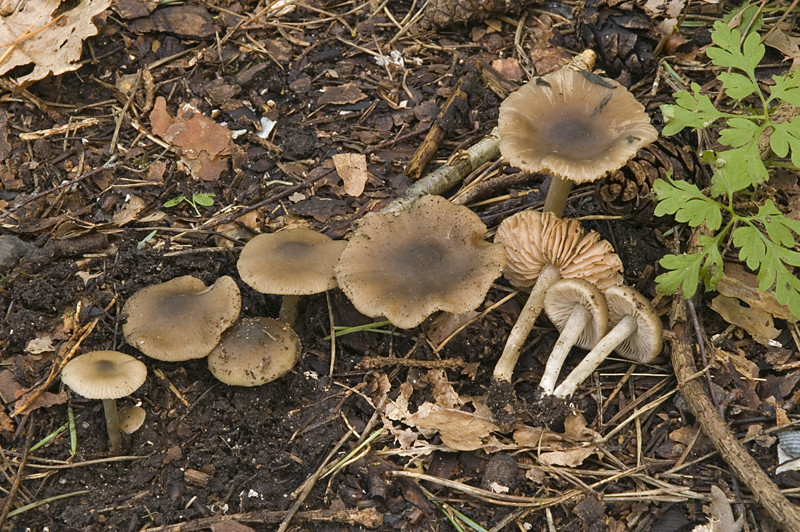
[383, 127, 501, 213]
[404, 76, 468, 180]
[669, 249, 800, 529]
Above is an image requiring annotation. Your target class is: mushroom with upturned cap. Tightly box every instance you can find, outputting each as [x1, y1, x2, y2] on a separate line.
[123, 275, 241, 362]
[539, 278, 608, 395]
[553, 285, 662, 398]
[499, 64, 657, 217]
[208, 318, 301, 386]
[61, 350, 147, 454]
[335, 195, 505, 329]
[493, 210, 623, 384]
[237, 228, 347, 325]
[118, 406, 146, 434]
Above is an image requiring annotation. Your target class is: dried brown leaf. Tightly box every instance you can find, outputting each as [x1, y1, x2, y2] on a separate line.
[332, 153, 369, 197]
[711, 295, 780, 347]
[112, 195, 146, 226]
[318, 83, 366, 105]
[0, 0, 113, 85]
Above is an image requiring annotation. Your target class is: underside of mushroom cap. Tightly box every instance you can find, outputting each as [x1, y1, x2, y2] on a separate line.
[495, 210, 623, 291]
[605, 285, 663, 363]
[123, 275, 241, 361]
[499, 68, 658, 183]
[335, 195, 505, 329]
[238, 228, 348, 295]
[544, 278, 608, 349]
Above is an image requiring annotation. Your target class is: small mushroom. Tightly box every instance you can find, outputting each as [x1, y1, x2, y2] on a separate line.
[499, 67, 658, 217]
[208, 318, 301, 386]
[123, 275, 241, 361]
[60, 350, 147, 454]
[539, 278, 608, 395]
[118, 406, 146, 434]
[493, 210, 623, 384]
[237, 228, 347, 325]
[335, 195, 505, 329]
[553, 285, 662, 398]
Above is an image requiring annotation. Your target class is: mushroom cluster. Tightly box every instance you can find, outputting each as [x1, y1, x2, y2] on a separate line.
[492, 209, 623, 384]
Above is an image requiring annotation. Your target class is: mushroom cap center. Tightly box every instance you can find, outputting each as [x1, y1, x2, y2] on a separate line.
[544, 115, 614, 158]
[277, 240, 313, 263]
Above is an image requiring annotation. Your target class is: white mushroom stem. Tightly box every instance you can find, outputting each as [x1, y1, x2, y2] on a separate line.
[102, 398, 122, 455]
[493, 263, 562, 383]
[279, 295, 301, 326]
[553, 314, 637, 398]
[542, 176, 573, 218]
[539, 305, 591, 395]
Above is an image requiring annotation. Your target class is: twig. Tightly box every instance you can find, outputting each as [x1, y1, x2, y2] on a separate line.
[0, 157, 119, 223]
[669, 248, 800, 529]
[0, 413, 31, 528]
[276, 427, 357, 532]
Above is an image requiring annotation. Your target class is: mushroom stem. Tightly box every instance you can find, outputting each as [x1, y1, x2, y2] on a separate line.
[102, 398, 122, 455]
[553, 314, 637, 398]
[493, 263, 562, 383]
[542, 176, 573, 217]
[539, 305, 591, 395]
[279, 295, 301, 326]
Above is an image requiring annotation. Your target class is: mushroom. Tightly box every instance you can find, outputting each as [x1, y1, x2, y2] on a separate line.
[335, 195, 505, 329]
[492, 210, 623, 384]
[208, 317, 301, 386]
[118, 406, 146, 434]
[553, 285, 662, 398]
[498, 66, 658, 217]
[237, 228, 347, 326]
[123, 275, 241, 362]
[60, 350, 147, 455]
[539, 278, 608, 395]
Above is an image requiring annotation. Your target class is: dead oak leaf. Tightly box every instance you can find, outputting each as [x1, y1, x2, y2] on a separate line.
[0, 0, 113, 86]
[150, 97, 231, 181]
[765, 29, 800, 71]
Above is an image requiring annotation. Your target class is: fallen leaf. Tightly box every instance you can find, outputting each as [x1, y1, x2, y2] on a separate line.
[0, 409, 13, 434]
[538, 446, 599, 467]
[127, 5, 216, 39]
[692, 485, 743, 532]
[150, 97, 231, 181]
[13, 389, 68, 415]
[405, 403, 499, 451]
[113, 0, 158, 19]
[332, 153, 369, 197]
[0, 0, 112, 85]
[0, 110, 11, 160]
[716, 264, 796, 322]
[318, 83, 367, 105]
[765, 28, 800, 71]
[711, 294, 780, 347]
[112, 194, 146, 226]
[25, 335, 55, 354]
[0, 370, 25, 404]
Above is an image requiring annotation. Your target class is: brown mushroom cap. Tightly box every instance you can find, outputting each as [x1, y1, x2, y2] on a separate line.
[122, 275, 241, 361]
[498, 68, 658, 184]
[207, 318, 301, 386]
[118, 406, 146, 434]
[605, 285, 663, 363]
[61, 351, 147, 400]
[237, 228, 348, 295]
[335, 195, 505, 329]
[495, 209, 623, 291]
[544, 278, 608, 350]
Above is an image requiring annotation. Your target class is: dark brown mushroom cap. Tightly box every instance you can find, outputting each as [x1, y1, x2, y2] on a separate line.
[335, 195, 505, 329]
[207, 318, 301, 386]
[605, 285, 663, 362]
[61, 351, 147, 400]
[122, 275, 241, 361]
[237, 228, 348, 295]
[495, 210, 623, 291]
[499, 68, 658, 183]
